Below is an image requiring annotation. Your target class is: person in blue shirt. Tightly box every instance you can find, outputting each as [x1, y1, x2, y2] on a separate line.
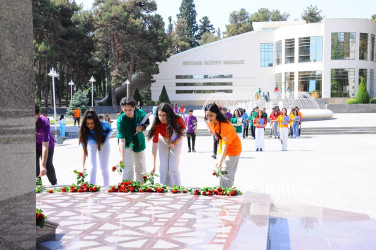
[241, 109, 249, 139]
[79, 110, 113, 186]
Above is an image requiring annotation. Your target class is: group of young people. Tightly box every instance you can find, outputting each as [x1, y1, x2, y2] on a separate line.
[77, 99, 239, 188]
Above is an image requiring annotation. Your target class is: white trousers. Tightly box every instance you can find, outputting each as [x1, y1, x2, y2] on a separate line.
[122, 149, 146, 183]
[255, 127, 265, 149]
[87, 141, 110, 186]
[219, 154, 240, 188]
[280, 127, 288, 150]
[158, 138, 183, 186]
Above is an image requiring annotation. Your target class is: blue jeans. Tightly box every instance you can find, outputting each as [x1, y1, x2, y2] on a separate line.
[273, 122, 279, 137]
[293, 122, 299, 138]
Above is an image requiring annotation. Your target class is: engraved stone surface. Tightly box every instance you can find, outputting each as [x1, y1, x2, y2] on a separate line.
[0, 0, 35, 249]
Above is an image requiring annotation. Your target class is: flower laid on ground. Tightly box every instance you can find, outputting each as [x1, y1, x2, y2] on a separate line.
[112, 162, 125, 175]
[36, 208, 47, 228]
[74, 169, 88, 185]
[212, 169, 228, 177]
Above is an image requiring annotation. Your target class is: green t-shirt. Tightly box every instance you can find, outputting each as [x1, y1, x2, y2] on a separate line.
[116, 109, 149, 152]
[231, 117, 243, 133]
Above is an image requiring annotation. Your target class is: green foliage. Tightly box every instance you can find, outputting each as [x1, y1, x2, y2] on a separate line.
[133, 88, 143, 105]
[146, 100, 155, 106]
[225, 8, 289, 37]
[372, 14, 376, 21]
[177, 0, 198, 47]
[197, 16, 215, 41]
[301, 5, 324, 23]
[66, 90, 89, 116]
[370, 98, 376, 104]
[224, 8, 251, 37]
[346, 98, 358, 104]
[158, 85, 171, 104]
[356, 77, 370, 104]
[141, 86, 152, 103]
[199, 32, 220, 45]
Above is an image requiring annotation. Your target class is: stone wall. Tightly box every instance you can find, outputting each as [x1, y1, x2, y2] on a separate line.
[0, 0, 35, 248]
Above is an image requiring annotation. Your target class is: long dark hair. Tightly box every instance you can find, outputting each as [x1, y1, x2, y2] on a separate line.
[79, 110, 105, 154]
[204, 103, 229, 123]
[147, 103, 183, 142]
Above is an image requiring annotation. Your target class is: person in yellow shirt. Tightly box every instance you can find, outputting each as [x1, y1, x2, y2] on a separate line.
[73, 107, 81, 126]
[205, 103, 242, 187]
[289, 109, 295, 138]
[277, 108, 291, 151]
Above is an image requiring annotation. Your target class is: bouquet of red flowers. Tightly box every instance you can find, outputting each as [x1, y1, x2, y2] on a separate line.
[36, 208, 47, 228]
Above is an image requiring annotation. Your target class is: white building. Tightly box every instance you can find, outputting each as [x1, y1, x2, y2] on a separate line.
[151, 18, 376, 105]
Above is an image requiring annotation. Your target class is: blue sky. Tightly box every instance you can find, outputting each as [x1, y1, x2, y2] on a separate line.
[74, 0, 375, 32]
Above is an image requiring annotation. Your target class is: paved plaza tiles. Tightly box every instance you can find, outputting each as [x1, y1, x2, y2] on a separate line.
[37, 114, 376, 249]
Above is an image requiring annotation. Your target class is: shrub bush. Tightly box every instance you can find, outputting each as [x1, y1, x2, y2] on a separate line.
[370, 98, 376, 104]
[158, 85, 171, 104]
[356, 77, 370, 103]
[146, 100, 155, 106]
[346, 98, 358, 104]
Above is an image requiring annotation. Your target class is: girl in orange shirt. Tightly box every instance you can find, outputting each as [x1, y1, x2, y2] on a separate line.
[277, 108, 291, 151]
[205, 103, 242, 187]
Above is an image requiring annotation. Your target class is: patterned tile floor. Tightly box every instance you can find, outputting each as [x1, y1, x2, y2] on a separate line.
[37, 192, 270, 249]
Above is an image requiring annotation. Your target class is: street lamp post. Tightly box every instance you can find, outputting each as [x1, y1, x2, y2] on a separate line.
[89, 76, 95, 107]
[48, 68, 59, 138]
[124, 79, 130, 99]
[68, 80, 75, 101]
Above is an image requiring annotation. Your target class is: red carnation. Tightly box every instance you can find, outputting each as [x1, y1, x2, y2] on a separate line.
[217, 187, 222, 192]
[212, 172, 216, 176]
[130, 187, 135, 192]
[61, 188, 66, 192]
[112, 166, 117, 171]
[139, 189, 143, 193]
[78, 172, 83, 177]
[93, 187, 98, 191]
[226, 193, 230, 196]
[143, 175, 147, 180]
[182, 190, 187, 193]
[218, 192, 222, 196]
[48, 190, 53, 193]
[202, 191, 207, 196]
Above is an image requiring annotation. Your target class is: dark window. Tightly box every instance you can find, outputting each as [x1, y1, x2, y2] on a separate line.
[298, 71, 323, 97]
[285, 39, 295, 64]
[331, 68, 355, 97]
[359, 33, 368, 60]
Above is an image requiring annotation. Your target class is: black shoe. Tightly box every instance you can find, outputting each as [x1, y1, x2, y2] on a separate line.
[188, 149, 191, 152]
[211, 154, 216, 159]
[260, 148, 263, 151]
[256, 148, 259, 151]
[192, 149, 196, 152]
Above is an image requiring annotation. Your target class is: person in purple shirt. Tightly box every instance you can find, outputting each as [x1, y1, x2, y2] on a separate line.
[184, 110, 197, 152]
[35, 105, 57, 185]
[223, 108, 232, 120]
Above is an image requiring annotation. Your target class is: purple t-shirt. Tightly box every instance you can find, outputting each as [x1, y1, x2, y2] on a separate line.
[36, 115, 55, 150]
[225, 112, 232, 120]
[184, 115, 197, 133]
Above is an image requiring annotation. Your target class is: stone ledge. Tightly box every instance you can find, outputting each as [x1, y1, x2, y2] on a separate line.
[36, 220, 59, 244]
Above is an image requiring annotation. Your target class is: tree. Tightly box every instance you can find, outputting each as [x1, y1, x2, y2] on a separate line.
[197, 16, 215, 41]
[158, 85, 171, 104]
[92, 0, 170, 112]
[216, 27, 222, 38]
[199, 32, 220, 45]
[167, 16, 173, 34]
[250, 8, 290, 23]
[224, 8, 251, 37]
[66, 90, 89, 116]
[301, 5, 324, 23]
[171, 18, 192, 53]
[356, 77, 370, 103]
[141, 86, 152, 103]
[372, 14, 376, 21]
[133, 88, 143, 106]
[177, 0, 198, 47]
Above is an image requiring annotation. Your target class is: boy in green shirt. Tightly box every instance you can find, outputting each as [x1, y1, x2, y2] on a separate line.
[117, 97, 150, 183]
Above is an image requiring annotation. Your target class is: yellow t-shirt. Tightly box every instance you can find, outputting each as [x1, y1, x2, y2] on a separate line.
[277, 115, 290, 128]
